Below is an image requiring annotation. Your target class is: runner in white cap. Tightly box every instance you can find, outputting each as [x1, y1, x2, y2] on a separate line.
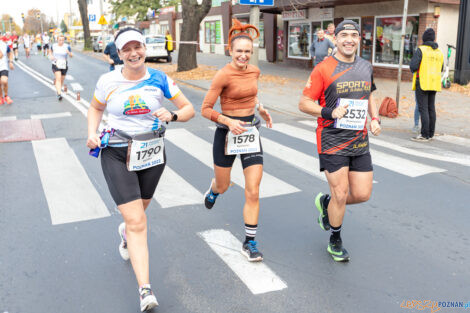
[87, 27, 195, 312]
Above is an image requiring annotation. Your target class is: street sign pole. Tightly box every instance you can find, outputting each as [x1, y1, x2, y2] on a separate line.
[249, 6, 260, 68]
[395, 0, 409, 112]
[100, 0, 106, 50]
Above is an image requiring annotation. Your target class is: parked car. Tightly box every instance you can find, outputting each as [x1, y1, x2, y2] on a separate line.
[93, 35, 113, 52]
[144, 35, 170, 62]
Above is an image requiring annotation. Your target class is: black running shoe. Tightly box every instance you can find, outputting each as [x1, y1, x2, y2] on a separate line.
[315, 192, 330, 231]
[241, 240, 263, 262]
[57, 94, 63, 101]
[139, 287, 158, 312]
[327, 239, 350, 262]
[204, 180, 219, 209]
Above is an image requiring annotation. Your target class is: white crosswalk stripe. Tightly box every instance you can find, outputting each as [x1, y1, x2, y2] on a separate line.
[154, 165, 203, 208]
[31, 112, 72, 119]
[166, 128, 301, 198]
[0, 115, 17, 121]
[279, 122, 445, 177]
[198, 229, 287, 294]
[32, 138, 110, 225]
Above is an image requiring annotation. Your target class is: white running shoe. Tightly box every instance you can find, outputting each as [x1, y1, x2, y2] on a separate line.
[118, 222, 129, 261]
[140, 287, 158, 312]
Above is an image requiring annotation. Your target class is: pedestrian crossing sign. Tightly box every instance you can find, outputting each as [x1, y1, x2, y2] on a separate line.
[98, 15, 108, 25]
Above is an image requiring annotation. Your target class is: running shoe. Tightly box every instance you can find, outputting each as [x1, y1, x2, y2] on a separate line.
[241, 240, 263, 262]
[327, 239, 350, 262]
[315, 192, 330, 231]
[139, 287, 158, 312]
[57, 94, 63, 101]
[204, 180, 219, 209]
[411, 134, 430, 142]
[4, 96, 13, 105]
[118, 222, 129, 261]
[0, 97, 4, 105]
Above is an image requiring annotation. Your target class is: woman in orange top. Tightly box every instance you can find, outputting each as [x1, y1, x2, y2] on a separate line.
[201, 19, 273, 262]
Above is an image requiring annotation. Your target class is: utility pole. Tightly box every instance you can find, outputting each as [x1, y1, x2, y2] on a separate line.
[249, 6, 260, 67]
[99, 0, 106, 50]
[395, 0, 409, 111]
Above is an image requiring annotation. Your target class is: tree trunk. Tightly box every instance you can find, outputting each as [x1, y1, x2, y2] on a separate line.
[77, 0, 92, 50]
[177, 0, 212, 72]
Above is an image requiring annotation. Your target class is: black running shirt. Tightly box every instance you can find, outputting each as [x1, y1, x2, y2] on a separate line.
[303, 56, 376, 156]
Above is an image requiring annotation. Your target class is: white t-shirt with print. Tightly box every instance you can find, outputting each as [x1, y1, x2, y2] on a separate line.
[93, 67, 181, 135]
[0, 41, 10, 72]
[51, 43, 71, 64]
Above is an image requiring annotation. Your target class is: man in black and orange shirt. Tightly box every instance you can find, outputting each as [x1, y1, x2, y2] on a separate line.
[299, 20, 381, 262]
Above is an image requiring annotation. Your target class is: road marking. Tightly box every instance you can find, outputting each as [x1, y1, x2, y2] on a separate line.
[65, 75, 74, 81]
[32, 138, 110, 225]
[31, 112, 72, 119]
[154, 165, 203, 208]
[299, 120, 470, 166]
[294, 121, 446, 176]
[434, 135, 470, 147]
[70, 82, 83, 91]
[166, 128, 300, 198]
[261, 137, 326, 182]
[0, 116, 17, 121]
[198, 229, 287, 295]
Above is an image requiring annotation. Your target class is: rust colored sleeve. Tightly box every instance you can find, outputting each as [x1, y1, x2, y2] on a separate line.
[201, 69, 226, 121]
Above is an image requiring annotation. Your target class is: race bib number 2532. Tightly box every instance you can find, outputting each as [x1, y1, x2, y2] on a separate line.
[334, 98, 369, 130]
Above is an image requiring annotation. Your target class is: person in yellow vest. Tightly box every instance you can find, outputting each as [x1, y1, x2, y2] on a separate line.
[410, 28, 444, 142]
[165, 30, 173, 63]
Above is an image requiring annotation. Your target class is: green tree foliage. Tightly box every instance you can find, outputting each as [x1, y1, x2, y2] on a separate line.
[60, 20, 68, 33]
[111, 0, 180, 21]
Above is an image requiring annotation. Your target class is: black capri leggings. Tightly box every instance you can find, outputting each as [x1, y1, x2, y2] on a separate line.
[100, 146, 166, 206]
[213, 115, 263, 169]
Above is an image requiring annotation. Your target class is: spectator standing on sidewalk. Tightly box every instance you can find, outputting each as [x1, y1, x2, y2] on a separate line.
[165, 30, 173, 63]
[410, 28, 443, 142]
[309, 29, 335, 67]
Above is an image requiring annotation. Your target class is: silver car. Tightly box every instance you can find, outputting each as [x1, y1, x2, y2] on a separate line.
[145, 35, 170, 62]
[93, 35, 113, 52]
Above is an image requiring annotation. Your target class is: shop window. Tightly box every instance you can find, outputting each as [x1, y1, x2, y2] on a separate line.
[288, 24, 311, 58]
[374, 16, 419, 66]
[361, 17, 374, 61]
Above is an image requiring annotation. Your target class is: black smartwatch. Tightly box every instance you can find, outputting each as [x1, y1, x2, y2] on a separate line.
[170, 111, 178, 122]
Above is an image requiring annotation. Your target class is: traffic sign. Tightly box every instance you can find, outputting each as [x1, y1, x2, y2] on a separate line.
[98, 15, 108, 25]
[239, 0, 274, 5]
[89, 14, 96, 22]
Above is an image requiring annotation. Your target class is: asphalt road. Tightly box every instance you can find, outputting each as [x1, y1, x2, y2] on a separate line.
[1, 48, 469, 313]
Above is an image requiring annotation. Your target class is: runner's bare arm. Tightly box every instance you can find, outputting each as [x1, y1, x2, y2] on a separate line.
[299, 95, 323, 117]
[87, 98, 106, 149]
[153, 92, 195, 122]
[368, 93, 381, 136]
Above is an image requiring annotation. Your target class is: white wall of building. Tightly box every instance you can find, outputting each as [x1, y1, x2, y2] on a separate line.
[436, 4, 459, 69]
[199, 15, 225, 55]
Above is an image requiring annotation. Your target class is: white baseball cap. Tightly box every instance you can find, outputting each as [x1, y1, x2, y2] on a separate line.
[115, 28, 145, 50]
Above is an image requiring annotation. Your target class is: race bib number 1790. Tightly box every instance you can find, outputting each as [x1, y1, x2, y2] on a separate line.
[127, 137, 164, 171]
[334, 98, 369, 130]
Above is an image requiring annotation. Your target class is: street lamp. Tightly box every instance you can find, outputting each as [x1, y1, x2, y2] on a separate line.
[37, 12, 44, 35]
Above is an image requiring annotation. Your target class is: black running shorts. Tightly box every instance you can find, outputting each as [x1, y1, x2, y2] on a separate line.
[52, 64, 68, 76]
[0, 70, 8, 77]
[213, 115, 263, 169]
[319, 152, 373, 173]
[100, 146, 166, 206]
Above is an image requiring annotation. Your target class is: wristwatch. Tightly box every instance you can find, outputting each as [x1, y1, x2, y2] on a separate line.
[170, 111, 178, 122]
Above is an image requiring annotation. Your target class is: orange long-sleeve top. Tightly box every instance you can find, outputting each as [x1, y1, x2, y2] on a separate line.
[201, 63, 260, 122]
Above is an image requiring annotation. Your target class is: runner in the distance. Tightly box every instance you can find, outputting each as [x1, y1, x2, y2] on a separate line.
[87, 27, 195, 311]
[42, 32, 50, 57]
[0, 38, 14, 105]
[49, 34, 73, 100]
[298, 20, 381, 262]
[11, 31, 19, 61]
[23, 33, 31, 58]
[201, 19, 273, 262]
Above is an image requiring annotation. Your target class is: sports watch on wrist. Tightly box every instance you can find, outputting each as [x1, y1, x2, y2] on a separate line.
[170, 111, 178, 122]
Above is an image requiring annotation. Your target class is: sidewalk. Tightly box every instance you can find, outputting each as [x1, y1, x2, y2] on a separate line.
[79, 46, 470, 139]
